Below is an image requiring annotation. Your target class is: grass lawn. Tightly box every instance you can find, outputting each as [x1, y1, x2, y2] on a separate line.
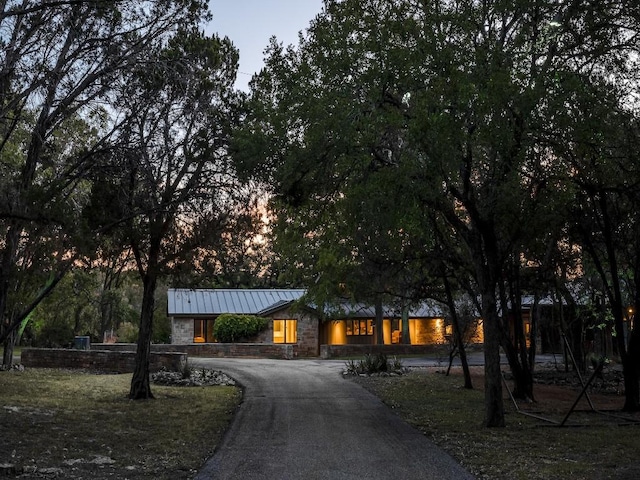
[4, 362, 640, 479]
[0, 368, 241, 479]
[353, 367, 640, 480]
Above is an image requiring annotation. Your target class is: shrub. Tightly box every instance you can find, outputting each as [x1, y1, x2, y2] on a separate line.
[363, 352, 388, 372]
[36, 321, 74, 348]
[116, 322, 138, 343]
[213, 314, 269, 343]
[344, 353, 406, 376]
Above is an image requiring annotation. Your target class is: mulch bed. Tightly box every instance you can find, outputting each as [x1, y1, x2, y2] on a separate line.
[464, 363, 640, 425]
[424, 362, 640, 426]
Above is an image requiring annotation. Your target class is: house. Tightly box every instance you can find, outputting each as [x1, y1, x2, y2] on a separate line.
[169, 288, 317, 356]
[168, 288, 485, 358]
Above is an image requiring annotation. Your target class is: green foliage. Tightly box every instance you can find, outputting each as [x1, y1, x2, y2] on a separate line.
[152, 288, 171, 343]
[0, 0, 217, 351]
[116, 322, 139, 343]
[239, 0, 640, 422]
[28, 272, 100, 347]
[212, 314, 269, 343]
[37, 321, 75, 348]
[25, 269, 145, 348]
[153, 313, 172, 344]
[344, 354, 406, 375]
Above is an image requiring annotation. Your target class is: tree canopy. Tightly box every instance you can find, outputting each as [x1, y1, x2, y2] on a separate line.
[0, 2, 253, 400]
[236, 0, 640, 426]
[0, 1, 218, 360]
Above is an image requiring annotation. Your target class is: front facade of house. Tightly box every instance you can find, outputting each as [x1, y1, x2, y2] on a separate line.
[168, 288, 319, 356]
[319, 303, 484, 347]
[168, 288, 485, 357]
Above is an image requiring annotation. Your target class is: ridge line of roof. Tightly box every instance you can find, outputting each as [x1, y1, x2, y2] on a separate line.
[168, 288, 306, 291]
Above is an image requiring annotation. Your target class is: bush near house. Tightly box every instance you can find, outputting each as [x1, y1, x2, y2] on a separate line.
[213, 314, 269, 343]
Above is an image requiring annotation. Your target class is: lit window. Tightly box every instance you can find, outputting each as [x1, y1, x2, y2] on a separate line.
[391, 319, 402, 343]
[194, 319, 205, 343]
[273, 319, 297, 343]
[346, 319, 373, 336]
[193, 319, 216, 342]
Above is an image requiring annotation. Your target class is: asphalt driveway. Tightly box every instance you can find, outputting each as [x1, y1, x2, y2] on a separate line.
[191, 358, 475, 480]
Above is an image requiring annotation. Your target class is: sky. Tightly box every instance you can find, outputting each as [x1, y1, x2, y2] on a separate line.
[207, 1, 325, 91]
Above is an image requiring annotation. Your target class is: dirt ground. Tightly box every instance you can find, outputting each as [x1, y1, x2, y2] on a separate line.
[460, 363, 639, 425]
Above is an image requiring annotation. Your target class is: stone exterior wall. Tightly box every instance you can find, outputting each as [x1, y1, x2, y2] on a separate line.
[21, 348, 187, 372]
[269, 308, 319, 357]
[168, 307, 321, 357]
[295, 312, 320, 357]
[171, 317, 193, 344]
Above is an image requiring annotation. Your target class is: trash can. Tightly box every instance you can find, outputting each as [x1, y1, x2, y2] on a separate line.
[74, 336, 91, 350]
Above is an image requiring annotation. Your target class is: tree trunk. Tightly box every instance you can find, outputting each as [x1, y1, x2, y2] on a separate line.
[375, 296, 384, 345]
[501, 337, 534, 401]
[607, 265, 638, 411]
[2, 329, 16, 366]
[444, 275, 472, 389]
[529, 295, 539, 373]
[456, 322, 473, 390]
[129, 272, 156, 400]
[482, 293, 505, 427]
[619, 314, 640, 411]
[0, 226, 20, 361]
[465, 221, 505, 426]
[499, 311, 534, 400]
[401, 306, 410, 344]
[623, 330, 640, 411]
[499, 273, 534, 401]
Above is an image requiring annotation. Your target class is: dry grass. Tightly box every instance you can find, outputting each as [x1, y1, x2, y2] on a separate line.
[5, 362, 640, 479]
[353, 367, 640, 480]
[0, 368, 241, 479]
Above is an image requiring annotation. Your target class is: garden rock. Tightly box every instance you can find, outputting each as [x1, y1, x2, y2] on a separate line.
[151, 368, 236, 387]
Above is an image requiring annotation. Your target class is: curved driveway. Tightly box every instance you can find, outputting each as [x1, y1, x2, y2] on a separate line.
[192, 358, 474, 480]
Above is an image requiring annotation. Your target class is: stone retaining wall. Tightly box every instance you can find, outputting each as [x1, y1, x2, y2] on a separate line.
[93, 343, 295, 360]
[320, 344, 449, 359]
[20, 348, 187, 373]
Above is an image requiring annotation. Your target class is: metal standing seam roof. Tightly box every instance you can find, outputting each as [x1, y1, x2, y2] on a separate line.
[168, 288, 445, 318]
[325, 301, 445, 318]
[167, 288, 306, 316]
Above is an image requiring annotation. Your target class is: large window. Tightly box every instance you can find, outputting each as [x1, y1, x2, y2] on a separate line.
[391, 319, 402, 344]
[193, 319, 214, 343]
[273, 319, 297, 344]
[346, 319, 374, 336]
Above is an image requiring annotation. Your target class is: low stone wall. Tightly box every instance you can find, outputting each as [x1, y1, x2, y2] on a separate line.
[21, 348, 187, 373]
[93, 343, 295, 360]
[320, 344, 451, 359]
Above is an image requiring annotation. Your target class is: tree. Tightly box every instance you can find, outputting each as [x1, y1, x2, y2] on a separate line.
[238, 0, 530, 426]
[563, 96, 640, 410]
[0, 0, 216, 364]
[172, 188, 279, 289]
[100, 25, 241, 399]
[238, 0, 640, 426]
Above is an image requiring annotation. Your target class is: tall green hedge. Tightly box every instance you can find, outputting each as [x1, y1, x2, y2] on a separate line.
[213, 314, 269, 343]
